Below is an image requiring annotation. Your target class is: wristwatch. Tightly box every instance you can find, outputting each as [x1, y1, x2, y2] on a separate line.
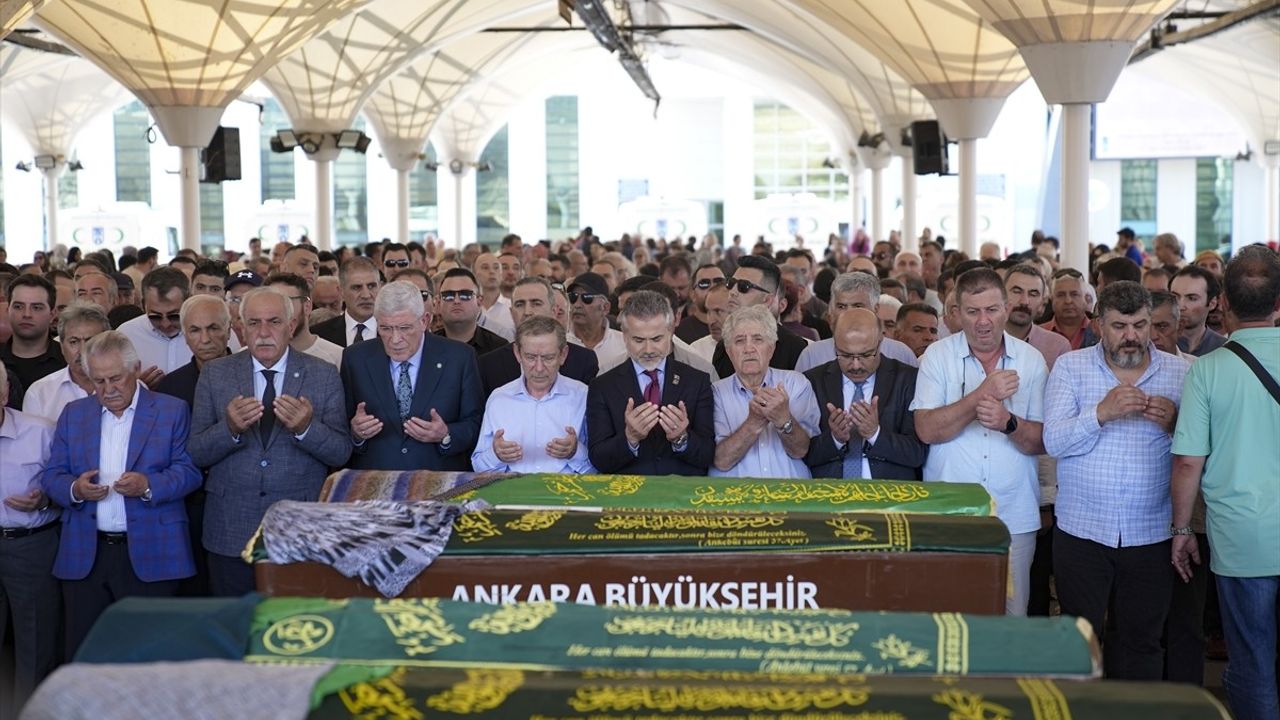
[1170, 525, 1194, 536]
[776, 419, 795, 435]
[1001, 415, 1018, 435]
[440, 433, 452, 447]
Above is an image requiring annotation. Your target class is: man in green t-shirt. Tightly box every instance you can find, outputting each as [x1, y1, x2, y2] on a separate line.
[1171, 245, 1280, 720]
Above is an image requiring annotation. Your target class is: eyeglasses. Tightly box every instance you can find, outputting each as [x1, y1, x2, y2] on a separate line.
[567, 291, 599, 305]
[835, 347, 880, 362]
[384, 259, 410, 268]
[147, 312, 181, 323]
[440, 290, 475, 302]
[420, 291, 433, 301]
[872, 252, 892, 260]
[695, 277, 726, 290]
[1052, 268, 1084, 280]
[726, 278, 773, 295]
[550, 282, 566, 292]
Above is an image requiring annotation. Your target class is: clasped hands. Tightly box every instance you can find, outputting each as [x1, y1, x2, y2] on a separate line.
[350, 402, 450, 443]
[1097, 384, 1177, 432]
[624, 397, 690, 445]
[825, 395, 880, 445]
[71, 469, 150, 502]
[227, 394, 314, 436]
[492, 426, 579, 463]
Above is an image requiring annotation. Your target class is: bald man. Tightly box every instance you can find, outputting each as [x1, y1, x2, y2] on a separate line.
[804, 309, 926, 481]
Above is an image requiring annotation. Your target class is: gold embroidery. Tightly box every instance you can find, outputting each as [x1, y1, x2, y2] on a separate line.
[569, 683, 876, 712]
[1016, 678, 1073, 720]
[452, 511, 502, 543]
[933, 613, 970, 674]
[373, 599, 465, 656]
[261, 615, 335, 656]
[931, 688, 1013, 720]
[690, 481, 930, 508]
[596, 512, 786, 531]
[468, 602, 557, 635]
[871, 633, 932, 669]
[504, 511, 564, 532]
[826, 517, 878, 541]
[603, 615, 862, 650]
[338, 668, 423, 720]
[425, 669, 523, 713]
[598, 475, 646, 496]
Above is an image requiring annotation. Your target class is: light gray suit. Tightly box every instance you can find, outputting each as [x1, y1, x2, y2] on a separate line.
[188, 350, 350, 557]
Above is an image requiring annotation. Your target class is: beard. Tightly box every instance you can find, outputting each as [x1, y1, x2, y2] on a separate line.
[1106, 341, 1147, 369]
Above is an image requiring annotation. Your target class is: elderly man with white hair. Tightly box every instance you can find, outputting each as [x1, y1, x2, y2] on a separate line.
[795, 271, 919, 373]
[23, 303, 111, 423]
[711, 305, 820, 478]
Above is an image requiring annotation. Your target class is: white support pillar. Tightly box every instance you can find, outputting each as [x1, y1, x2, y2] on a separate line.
[454, 170, 464, 250]
[901, 153, 918, 251]
[396, 168, 411, 244]
[870, 167, 885, 244]
[1060, 103, 1091, 274]
[1266, 154, 1280, 245]
[849, 171, 863, 238]
[314, 157, 333, 251]
[957, 138, 978, 259]
[179, 146, 201, 253]
[41, 166, 61, 250]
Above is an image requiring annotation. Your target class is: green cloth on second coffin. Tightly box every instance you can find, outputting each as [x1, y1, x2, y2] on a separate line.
[246, 597, 1098, 679]
[439, 473, 994, 516]
[246, 508, 1010, 563]
[310, 667, 1230, 720]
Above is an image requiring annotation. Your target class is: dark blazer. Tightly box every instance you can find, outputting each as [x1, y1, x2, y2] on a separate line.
[712, 322, 808, 378]
[342, 334, 484, 471]
[478, 342, 599, 398]
[586, 357, 714, 476]
[39, 388, 202, 582]
[188, 350, 351, 556]
[437, 325, 508, 357]
[313, 314, 349, 348]
[803, 357, 927, 481]
[154, 359, 202, 408]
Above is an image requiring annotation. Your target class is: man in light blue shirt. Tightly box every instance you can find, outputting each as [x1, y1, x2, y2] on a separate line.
[712, 305, 820, 478]
[795, 271, 918, 373]
[1045, 281, 1189, 680]
[911, 268, 1047, 616]
[473, 316, 592, 474]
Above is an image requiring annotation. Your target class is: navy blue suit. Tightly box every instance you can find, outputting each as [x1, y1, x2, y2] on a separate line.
[342, 336, 484, 471]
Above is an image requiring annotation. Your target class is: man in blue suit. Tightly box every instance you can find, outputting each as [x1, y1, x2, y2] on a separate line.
[189, 287, 351, 596]
[39, 330, 201, 656]
[344, 281, 483, 470]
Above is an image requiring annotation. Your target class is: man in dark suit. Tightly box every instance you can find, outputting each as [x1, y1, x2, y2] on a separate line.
[479, 277, 598, 395]
[344, 281, 483, 470]
[711, 255, 808, 377]
[805, 308, 926, 480]
[587, 290, 714, 476]
[313, 256, 382, 348]
[189, 288, 351, 595]
[39, 330, 202, 656]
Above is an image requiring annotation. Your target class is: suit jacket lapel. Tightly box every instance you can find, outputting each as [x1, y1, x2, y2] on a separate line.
[409, 338, 442, 421]
[83, 399, 103, 477]
[824, 363, 845, 412]
[367, 345, 400, 430]
[660, 359, 681, 406]
[126, 388, 158, 470]
[872, 359, 895, 406]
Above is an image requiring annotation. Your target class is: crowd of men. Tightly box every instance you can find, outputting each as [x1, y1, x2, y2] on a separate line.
[0, 230, 1276, 719]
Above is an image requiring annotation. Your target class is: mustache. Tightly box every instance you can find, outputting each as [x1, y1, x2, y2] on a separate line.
[1012, 305, 1033, 315]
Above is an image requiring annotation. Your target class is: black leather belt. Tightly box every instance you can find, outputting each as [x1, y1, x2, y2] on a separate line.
[98, 531, 128, 544]
[0, 522, 57, 539]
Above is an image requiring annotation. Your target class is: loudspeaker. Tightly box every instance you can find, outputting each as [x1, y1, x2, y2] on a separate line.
[201, 126, 241, 183]
[910, 120, 948, 175]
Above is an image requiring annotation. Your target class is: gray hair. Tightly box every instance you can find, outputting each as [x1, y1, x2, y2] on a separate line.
[515, 315, 566, 350]
[240, 286, 295, 325]
[1149, 289, 1180, 318]
[80, 330, 140, 375]
[831, 271, 881, 302]
[179, 294, 231, 329]
[1096, 280, 1151, 317]
[619, 289, 674, 330]
[57, 302, 111, 339]
[722, 304, 778, 346]
[1154, 232, 1183, 257]
[515, 276, 555, 305]
[374, 281, 425, 318]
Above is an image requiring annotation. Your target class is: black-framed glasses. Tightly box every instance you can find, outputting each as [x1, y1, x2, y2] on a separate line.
[384, 259, 410, 268]
[726, 278, 772, 295]
[695, 277, 726, 290]
[147, 312, 181, 323]
[440, 290, 475, 302]
[567, 291, 599, 305]
[835, 347, 880, 363]
[420, 291, 433, 301]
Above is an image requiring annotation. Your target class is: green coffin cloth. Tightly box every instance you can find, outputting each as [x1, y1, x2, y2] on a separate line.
[245, 597, 1097, 679]
[76, 594, 262, 664]
[310, 666, 1229, 719]
[440, 474, 993, 516]
[247, 509, 1009, 563]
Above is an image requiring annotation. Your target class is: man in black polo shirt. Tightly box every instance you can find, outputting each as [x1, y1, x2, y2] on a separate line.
[1, 275, 64, 392]
[711, 255, 807, 378]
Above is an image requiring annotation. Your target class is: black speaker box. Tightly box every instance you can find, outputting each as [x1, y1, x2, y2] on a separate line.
[202, 126, 241, 183]
[910, 120, 948, 175]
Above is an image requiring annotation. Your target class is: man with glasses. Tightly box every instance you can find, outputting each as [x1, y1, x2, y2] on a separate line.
[191, 260, 229, 298]
[434, 268, 507, 356]
[342, 282, 484, 471]
[912, 268, 1048, 615]
[567, 272, 627, 369]
[710, 255, 808, 378]
[675, 264, 725, 343]
[794, 271, 919, 373]
[380, 243, 413, 282]
[871, 241, 896, 279]
[1041, 269, 1098, 350]
[472, 252, 515, 342]
[805, 308, 925, 480]
[313, 257, 382, 348]
[117, 267, 192, 385]
[478, 278, 598, 396]
[267, 273, 343, 368]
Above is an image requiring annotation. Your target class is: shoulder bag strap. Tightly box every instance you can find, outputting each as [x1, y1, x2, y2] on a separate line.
[1224, 340, 1280, 405]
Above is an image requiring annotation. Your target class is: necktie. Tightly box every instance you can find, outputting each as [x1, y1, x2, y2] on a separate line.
[354, 323, 367, 343]
[396, 361, 413, 421]
[842, 381, 866, 479]
[643, 369, 661, 406]
[259, 369, 277, 445]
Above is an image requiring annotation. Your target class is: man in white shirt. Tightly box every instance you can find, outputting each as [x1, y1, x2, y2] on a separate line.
[567, 272, 626, 368]
[117, 267, 192, 385]
[473, 252, 515, 341]
[267, 273, 343, 368]
[689, 284, 729, 363]
[24, 303, 111, 423]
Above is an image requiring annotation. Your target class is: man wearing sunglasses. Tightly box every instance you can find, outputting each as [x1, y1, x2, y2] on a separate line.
[117, 267, 192, 387]
[381, 243, 413, 282]
[710, 256, 808, 379]
[566, 272, 627, 369]
[674, 264, 725, 344]
[434, 268, 507, 356]
[477, 278, 598, 397]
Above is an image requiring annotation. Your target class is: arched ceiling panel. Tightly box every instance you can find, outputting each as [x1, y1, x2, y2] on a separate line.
[963, 0, 1179, 45]
[260, 0, 546, 132]
[32, 0, 370, 108]
[1, 49, 133, 156]
[1, 0, 45, 40]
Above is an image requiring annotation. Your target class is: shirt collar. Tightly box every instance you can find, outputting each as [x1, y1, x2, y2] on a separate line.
[734, 366, 777, 393]
[0, 407, 17, 439]
[345, 311, 370, 333]
[958, 331, 1018, 362]
[252, 347, 290, 375]
[1090, 340, 1164, 382]
[842, 371, 875, 392]
[391, 337, 426, 372]
[631, 357, 668, 380]
[516, 374, 568, 399]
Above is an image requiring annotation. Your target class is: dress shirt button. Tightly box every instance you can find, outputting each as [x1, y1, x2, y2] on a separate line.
[401, 448, 408, 454]
[259, 460, 269, 467]
[259, 491, 266, 497]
